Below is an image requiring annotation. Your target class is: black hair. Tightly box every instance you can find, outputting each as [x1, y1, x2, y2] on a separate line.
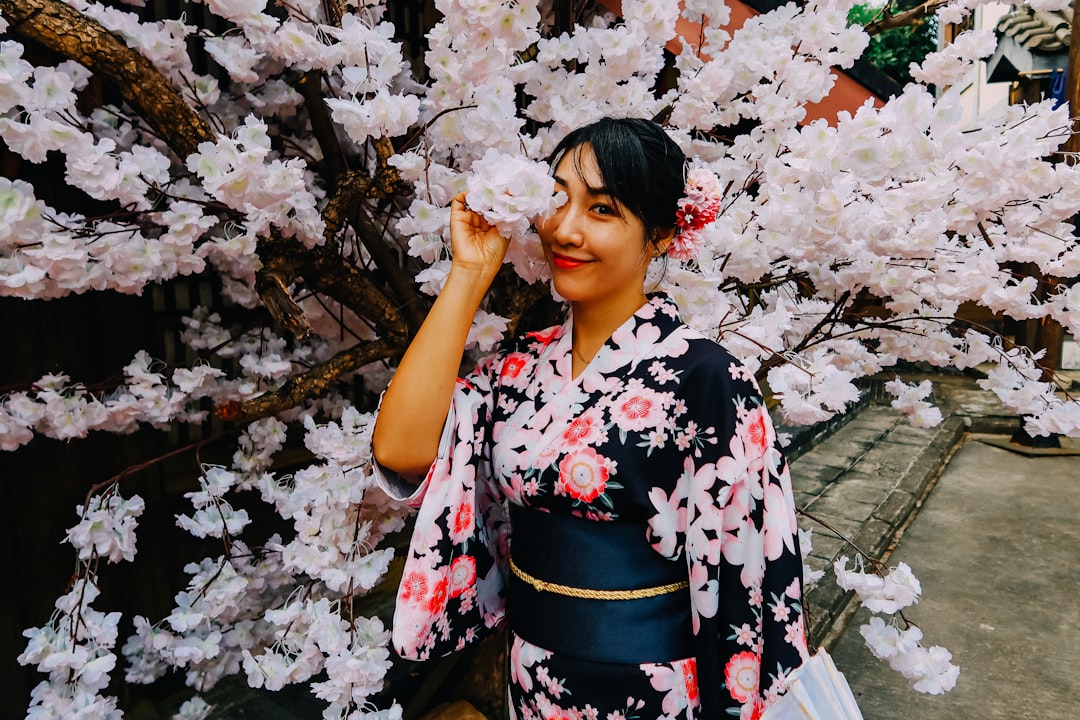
[548, 117, 687, 250]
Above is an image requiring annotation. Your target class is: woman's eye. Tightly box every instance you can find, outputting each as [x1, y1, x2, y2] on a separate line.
[592, 204, 614, 215]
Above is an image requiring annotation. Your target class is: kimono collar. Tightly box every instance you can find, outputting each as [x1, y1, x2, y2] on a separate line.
[562, 292, 685, 382]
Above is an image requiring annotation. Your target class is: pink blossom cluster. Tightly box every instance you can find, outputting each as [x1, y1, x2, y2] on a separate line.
[910, 29, 998, 86]
[859, 618, 960, 695]
[465, 149, 563, 241]
[186, 117, 325, 248]
[121, 539, 297, 692]
[798, 528, 826, 587]
[20, 579, 125, 720]
[19, 490, 145, 719]
[0, 355, 221, 451]
[323, 17, 421, 143]
[67, 491, 146, 564]
[884, 378, 944, 429]
[836, 556, 959, 694]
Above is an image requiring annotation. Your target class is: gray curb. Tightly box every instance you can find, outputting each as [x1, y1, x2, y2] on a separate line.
[793, 410, 968, 647]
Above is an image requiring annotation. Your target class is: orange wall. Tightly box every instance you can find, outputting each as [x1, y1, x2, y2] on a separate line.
[596, 0, 884, 123]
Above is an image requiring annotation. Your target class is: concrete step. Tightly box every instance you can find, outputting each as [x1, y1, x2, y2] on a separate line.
[793, 372, 1022, 648]
[793, 406, 966, 646]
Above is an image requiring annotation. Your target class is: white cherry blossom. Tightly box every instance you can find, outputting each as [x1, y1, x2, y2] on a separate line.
[10, 0, 1080, 711]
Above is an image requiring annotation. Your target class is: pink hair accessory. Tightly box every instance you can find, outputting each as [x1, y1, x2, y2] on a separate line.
[669, 167, 722, 261]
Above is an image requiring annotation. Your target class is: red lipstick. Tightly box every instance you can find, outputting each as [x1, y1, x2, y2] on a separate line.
[552, 253, 589, 270]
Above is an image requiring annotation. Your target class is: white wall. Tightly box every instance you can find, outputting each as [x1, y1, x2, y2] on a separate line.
[956, 2, 1012, 125]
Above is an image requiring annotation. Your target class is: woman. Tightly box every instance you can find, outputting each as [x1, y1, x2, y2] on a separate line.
[372, 117, 808, 719]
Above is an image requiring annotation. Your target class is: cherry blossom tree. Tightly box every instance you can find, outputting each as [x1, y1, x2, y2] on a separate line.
[3, 0, 1078, 717]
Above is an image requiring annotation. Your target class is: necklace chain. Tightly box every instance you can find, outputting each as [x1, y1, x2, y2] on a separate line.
[572, 345, 594, 365]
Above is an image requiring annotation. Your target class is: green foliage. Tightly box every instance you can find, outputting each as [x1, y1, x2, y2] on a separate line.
[849, 2, 939, 85]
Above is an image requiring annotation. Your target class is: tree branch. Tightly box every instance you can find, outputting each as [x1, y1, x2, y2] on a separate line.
[256, 270, 315, 342]
[865, 0, 949, 35]
[215, 338, 401, 423]
[319, 140, 426, 334]
[0, 0, 215, 158]
[4, 0, 435, 417]
[295, 71, 347, 189]
[257, 235, 410, 341]
[348, 203, 428, 334]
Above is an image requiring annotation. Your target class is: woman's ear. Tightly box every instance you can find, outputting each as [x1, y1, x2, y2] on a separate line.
[651, 227, 676, 257]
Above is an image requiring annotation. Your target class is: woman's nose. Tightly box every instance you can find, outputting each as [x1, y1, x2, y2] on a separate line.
[550, 204, 584, 246]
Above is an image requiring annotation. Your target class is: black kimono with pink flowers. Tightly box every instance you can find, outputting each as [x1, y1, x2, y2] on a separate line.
[378, 294, 807, 719]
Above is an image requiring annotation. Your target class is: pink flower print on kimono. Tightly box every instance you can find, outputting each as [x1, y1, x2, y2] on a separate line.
[448, 555, 477, 599]
[560, 407, 607, 450]
[499, 351, 535, 391]
[376, 377, 509, 662]
[644, 657, 702, 717]
[725, 651, 764, 708]
[607, 378, 674, 435]
[376, 293, 807, 718]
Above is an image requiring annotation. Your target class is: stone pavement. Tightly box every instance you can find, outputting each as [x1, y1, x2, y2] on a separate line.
[788, 372, 1015, 647]
[790, 373, 1080, 720]
[828, 435, 1080, 719]
[789, 402, 966, 647]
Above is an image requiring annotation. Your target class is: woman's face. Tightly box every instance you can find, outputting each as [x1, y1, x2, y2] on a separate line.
[537, 144, 657, 317]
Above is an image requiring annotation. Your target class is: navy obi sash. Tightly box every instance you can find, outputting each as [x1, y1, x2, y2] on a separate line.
[507, 504, 693, 664]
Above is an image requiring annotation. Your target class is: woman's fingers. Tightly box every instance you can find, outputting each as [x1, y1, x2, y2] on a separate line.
[447, 191, 510, 272]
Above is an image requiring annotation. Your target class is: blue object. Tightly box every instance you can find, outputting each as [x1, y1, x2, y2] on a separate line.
[1051, 68, 1066, 109]
[507, 504, 693, 663]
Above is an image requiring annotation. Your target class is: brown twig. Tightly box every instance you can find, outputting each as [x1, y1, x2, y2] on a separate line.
[864, 0, 949, 35]
[256, 271, 316, 342]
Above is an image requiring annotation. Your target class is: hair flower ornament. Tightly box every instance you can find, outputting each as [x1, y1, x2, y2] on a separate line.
[669, 167, 723, 261]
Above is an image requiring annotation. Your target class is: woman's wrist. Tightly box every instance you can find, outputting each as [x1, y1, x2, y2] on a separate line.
[445, 260, 501, 301]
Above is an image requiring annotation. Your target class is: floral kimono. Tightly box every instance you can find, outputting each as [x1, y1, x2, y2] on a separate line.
[376, 294, 808, 720]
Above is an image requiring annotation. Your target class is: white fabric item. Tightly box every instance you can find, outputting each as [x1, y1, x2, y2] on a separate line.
[761, 650, 864, 720]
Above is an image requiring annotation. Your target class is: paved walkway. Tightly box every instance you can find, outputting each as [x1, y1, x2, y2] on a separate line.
[789, 402, 965, 647]
[828, 435, 1080, 719]
[785, 372, 1080, 720]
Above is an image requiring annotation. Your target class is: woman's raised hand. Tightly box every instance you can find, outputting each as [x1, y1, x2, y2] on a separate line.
[449, 191, 511, 277]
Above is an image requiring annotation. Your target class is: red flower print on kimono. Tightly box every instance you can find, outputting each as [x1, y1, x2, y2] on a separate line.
[399, 567, 442, 612]
[449, 499, 475, 545]
[448, 555, 476, 599]
[374, 294, 808, 718]
[741, 404, 773, 462]
[725, 651, 761, 703]
[561, 407, 606, 449]
[555, 447, 614, 503]
[644, 657, 701, 716]
[500, 351, 534, 391]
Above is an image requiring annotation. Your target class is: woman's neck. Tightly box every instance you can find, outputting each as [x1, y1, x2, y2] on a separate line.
[570, 292, 648, 362]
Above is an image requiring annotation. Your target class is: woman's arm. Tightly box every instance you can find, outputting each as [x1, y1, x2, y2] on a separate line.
[371, 193, 510, 477]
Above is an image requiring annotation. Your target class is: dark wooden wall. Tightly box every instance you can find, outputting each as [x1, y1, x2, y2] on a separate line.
[0, 286, 234, 719]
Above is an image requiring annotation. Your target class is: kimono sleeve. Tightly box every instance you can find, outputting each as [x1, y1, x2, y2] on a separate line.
[658, 351, 809, 717]
[373, 359, 509, 662]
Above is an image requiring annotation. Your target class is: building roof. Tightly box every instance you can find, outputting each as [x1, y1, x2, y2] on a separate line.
[996, 6, 1072, 53]
[986, 6, 1071, 83]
